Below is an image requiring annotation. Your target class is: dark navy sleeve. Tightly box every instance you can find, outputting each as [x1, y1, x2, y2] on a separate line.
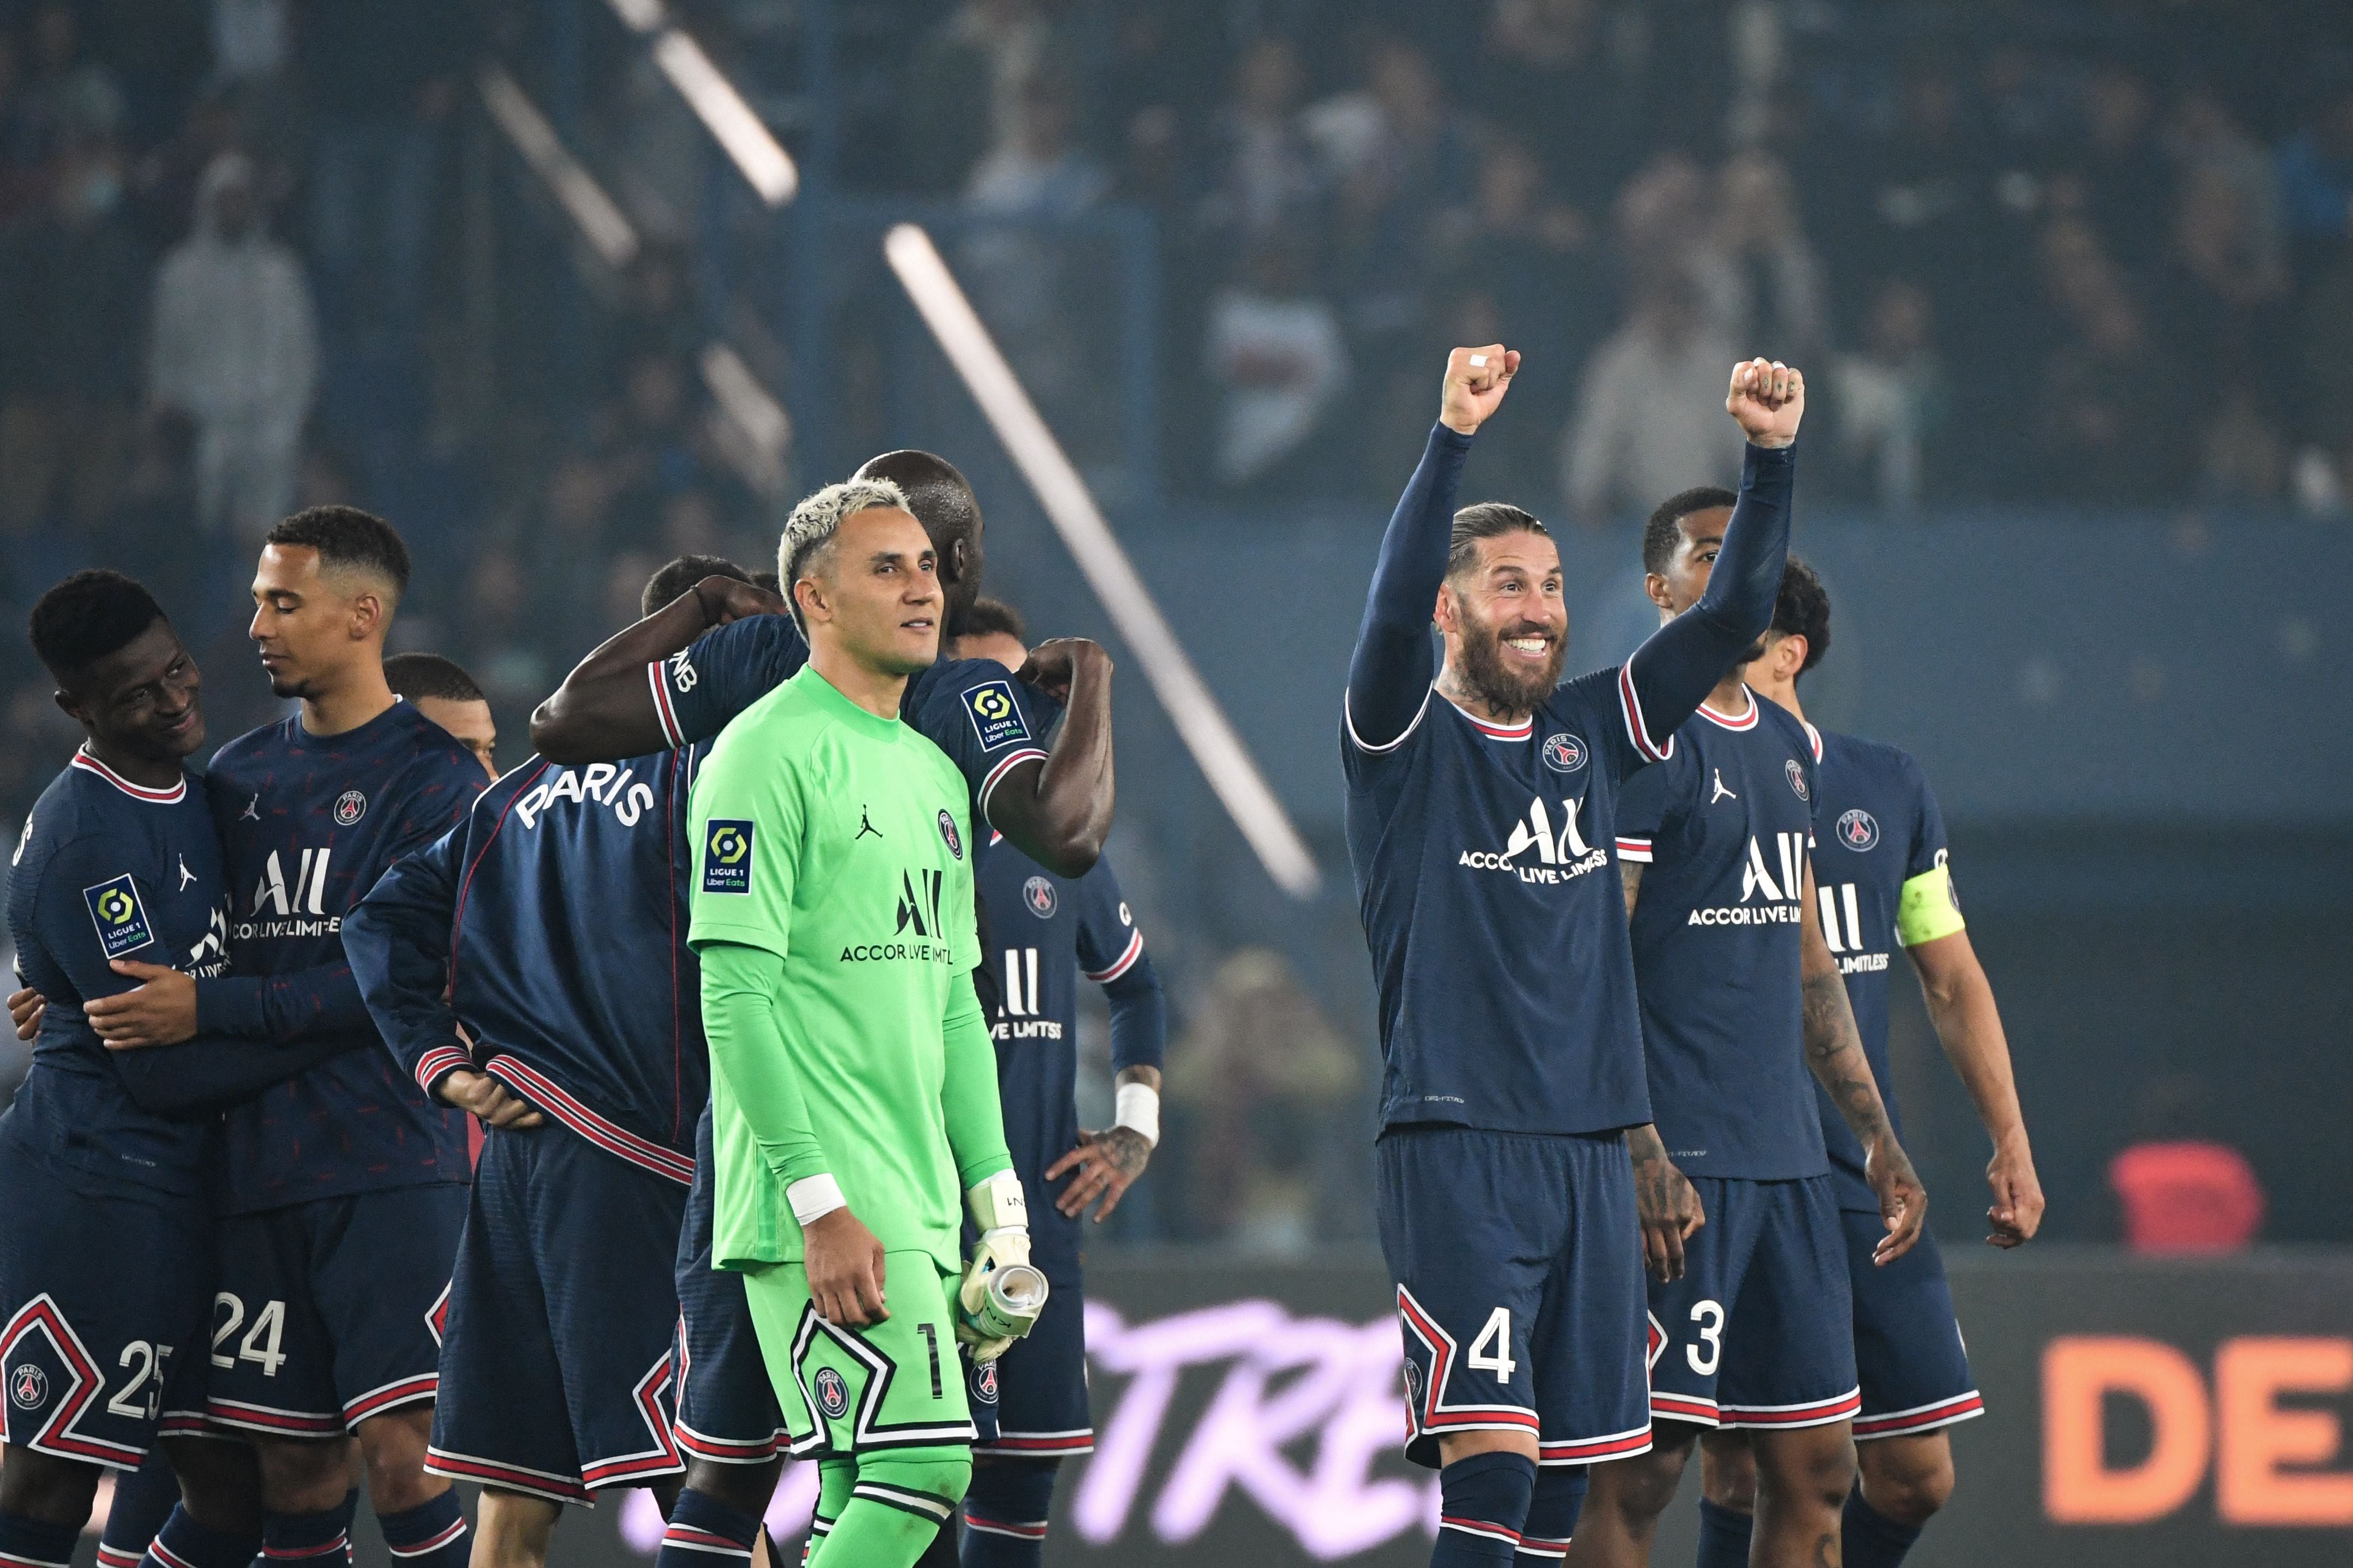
[1612, 444, 1794, 771]
[195, 969, 367, 1043]
[342, 818, 474, 1098]
[1345, 423, 1472, 756]
[1614, 738, 1687, 866]
[34, 836, 357, 1114]
[648, 615, 808, 748]
[906, 660, 1057, 831]
[1073, 858, 1163, 1073]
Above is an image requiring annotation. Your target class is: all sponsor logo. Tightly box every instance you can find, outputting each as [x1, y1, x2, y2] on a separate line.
[961, 680, 1032, 752]
[83, 875, 153, 958]
[702, 821, 755, 894]
[1023, 875, 1058, 918]
[938, 809, 963, 861]
[1687, 832, 1810, 926]
[1837, 808, 1879, 851]
[1540, 732, 1586, 774]
[9, 1362, 46, 1409]
[333, 789, 367, 826]
[1458, 797, 1607, 885]
[813, 1366, 851, 1421]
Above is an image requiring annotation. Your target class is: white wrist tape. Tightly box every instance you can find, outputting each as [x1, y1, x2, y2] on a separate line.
[967, 1168, 1029, 1233]
[787, 1174, 846, 1227]
[1115, 1083, 1161, 1148]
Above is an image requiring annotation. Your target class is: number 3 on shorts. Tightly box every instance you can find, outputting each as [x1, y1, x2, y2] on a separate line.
[1467, 1307, 1517, 1383]
[1685, 1300, 1723, 1377]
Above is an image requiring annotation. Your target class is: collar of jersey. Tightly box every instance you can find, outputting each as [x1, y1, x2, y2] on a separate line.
[72, 746, 188, 803]
[1438, 691, 1532, 741]
[1695, 688, 1761, 731]
[1801, 720, 1823, 762]
[794, 663, 907, 736]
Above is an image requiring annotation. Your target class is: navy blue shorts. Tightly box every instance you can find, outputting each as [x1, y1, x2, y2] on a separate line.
[1842, 1212, 1981, 1440]
[967, 1254, 1089, 1459]
[672, 1115, 787, 1465]
[206, 1183, 468, 1438]
[1645, 1175, 1858, 1432]
[426, 1128, 686, 1504]
[0, 1138, 211, 1469]
[1377, 1128, 1651, 1470]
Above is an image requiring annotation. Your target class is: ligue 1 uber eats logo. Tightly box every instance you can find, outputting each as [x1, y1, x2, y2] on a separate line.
[702, 820, 753, 894]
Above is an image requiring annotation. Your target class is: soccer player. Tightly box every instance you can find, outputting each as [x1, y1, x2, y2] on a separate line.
[0, 572, 368, 1568]
[384, 653, 499, 782]
[1686, 561, 2043, 1568]
[1344, 346, 1800, 1568]
[529, 449, 1113, 880]
[339, 568, 774, 1565]
[944, 599, 1167, 1567]
[1567, 519, 1928, 1568]
[71, 511, 489, 1568]
[687, 478, 1031, 1568]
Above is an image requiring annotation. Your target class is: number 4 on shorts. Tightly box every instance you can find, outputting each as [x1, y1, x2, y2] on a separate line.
[1467, 1307, 1517, 1383]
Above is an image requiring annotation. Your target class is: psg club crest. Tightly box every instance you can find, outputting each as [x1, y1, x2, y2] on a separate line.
[1836, 809, 1880, 852]
[937, 809, 963, 861]
[1023, 875, 1058, 919]
[334, 789, 367, 826]
[9, 1362, 45, 1409]
[1400, 1360, 1422, 1408]
[1785, 759, 1809, 801]
[813, 1366, 851, 1421]
[973, 1360, 999, 1405]
[1540, 732, 1587, 774]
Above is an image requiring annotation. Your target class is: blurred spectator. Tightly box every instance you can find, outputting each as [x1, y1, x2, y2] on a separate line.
[1483, 0, 1637, 204]
[2109, 1074, 2266, 1254]
[1703, 149, 1827, 365]
[1204, 235, 1349, 492]
[0, 127, 146, 534]
[148, 152, 316, 539]
[1828, 279, 1945, 510]
[907, 0, 1053, 196]
[1167, 948, 1358, 1254]
[2033, 285, 2186, 503]
[2055, 62, 2170, 275]
[296, 0, 469, 344]
[2277, 82, 2353, 278]
[1561, 271, 1739, 522]
[211, 0, 290, 87]
[18, 3, 124, 168]
[1195, 38, 1324, 255]
[2164, 86, 2283, 285]
[965, 67, 1111, 219]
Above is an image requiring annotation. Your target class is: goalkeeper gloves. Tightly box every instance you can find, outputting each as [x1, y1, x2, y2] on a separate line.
[957, 1169, 1044, 1363]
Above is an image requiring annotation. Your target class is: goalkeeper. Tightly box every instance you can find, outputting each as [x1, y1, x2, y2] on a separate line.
[687, 478, 1037, 1567]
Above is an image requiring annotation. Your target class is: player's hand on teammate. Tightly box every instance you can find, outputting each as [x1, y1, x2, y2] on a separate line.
[1015, 638, 1109, 706]
[804, 1206, 889, 1326]
[8, 986, 43, 1042]
[1438, 344, 1519, 437]
[1628, 1125, 1705, 1283]
[1984, 1132, 2044, 1248]
[694, 574, 786, 627]
[438, 1067, 547, 1131]
[1725, 357, 1804, 449]
[87, 962, 200, 1049]
[1045, 1126, 1151, 1223]
[1865, 1135, 1929, 1265]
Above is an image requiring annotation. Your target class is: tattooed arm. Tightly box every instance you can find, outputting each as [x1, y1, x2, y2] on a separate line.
[1625, 1121, 1706, 1283]
[1800, 861, 1927, 1263]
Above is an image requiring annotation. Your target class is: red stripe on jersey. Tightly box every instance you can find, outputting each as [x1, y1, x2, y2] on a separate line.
[71, 748, 187, 802]
[485, 1055, 694, 1185]
[1083, 929, 1144, 984]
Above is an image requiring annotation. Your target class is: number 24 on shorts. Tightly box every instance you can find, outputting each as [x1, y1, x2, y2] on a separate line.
[211, 1293, 289, 1377]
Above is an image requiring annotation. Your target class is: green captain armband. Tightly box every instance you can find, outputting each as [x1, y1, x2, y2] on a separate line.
[1896, 861, 1966, 947]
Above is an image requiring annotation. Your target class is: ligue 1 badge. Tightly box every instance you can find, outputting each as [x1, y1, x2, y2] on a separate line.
[1541, 732, 1587, 773]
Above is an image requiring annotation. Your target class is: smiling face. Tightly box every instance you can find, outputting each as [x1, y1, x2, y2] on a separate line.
[795, 506, 944, 677]
[58, 619, 206, 764]
[1435, 526, 1568, 719]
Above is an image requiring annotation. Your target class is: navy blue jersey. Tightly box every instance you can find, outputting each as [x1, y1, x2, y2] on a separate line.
[205, 701, 486, 1213]
[345, 746, 707, 1186]
[1809, 727, 1956, 1211]
[646, 615, 1057, 831]
[1346, 676, 1662, 1134]
[3, 752, 231, 1198]
[972, 832, 1158, 1260]
[1342, 423, 1794, 1142]
[1616, 692, 1824, 1179]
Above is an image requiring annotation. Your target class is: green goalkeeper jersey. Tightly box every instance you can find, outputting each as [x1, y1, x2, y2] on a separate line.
[688, 663, 1010, 1276]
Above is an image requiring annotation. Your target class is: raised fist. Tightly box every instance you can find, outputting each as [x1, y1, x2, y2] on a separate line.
[1725, 357, 1805, 449]
[1439, 345, 1520, 437]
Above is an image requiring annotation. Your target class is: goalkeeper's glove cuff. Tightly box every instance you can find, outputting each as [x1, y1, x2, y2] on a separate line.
[966, 1167, 1029, 1234]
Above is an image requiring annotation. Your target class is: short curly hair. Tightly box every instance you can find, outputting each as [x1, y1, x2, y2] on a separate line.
[1771, 556, 1830, 676]
[778, 477, 914, 634]
[30, 569, 167, 688]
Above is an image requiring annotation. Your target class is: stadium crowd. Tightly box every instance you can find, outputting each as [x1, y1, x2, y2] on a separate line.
[0, 0, 2340, 1257]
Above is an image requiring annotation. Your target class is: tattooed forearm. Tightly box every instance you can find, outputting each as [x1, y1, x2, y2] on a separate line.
[1801, 969, 1895, 1149]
